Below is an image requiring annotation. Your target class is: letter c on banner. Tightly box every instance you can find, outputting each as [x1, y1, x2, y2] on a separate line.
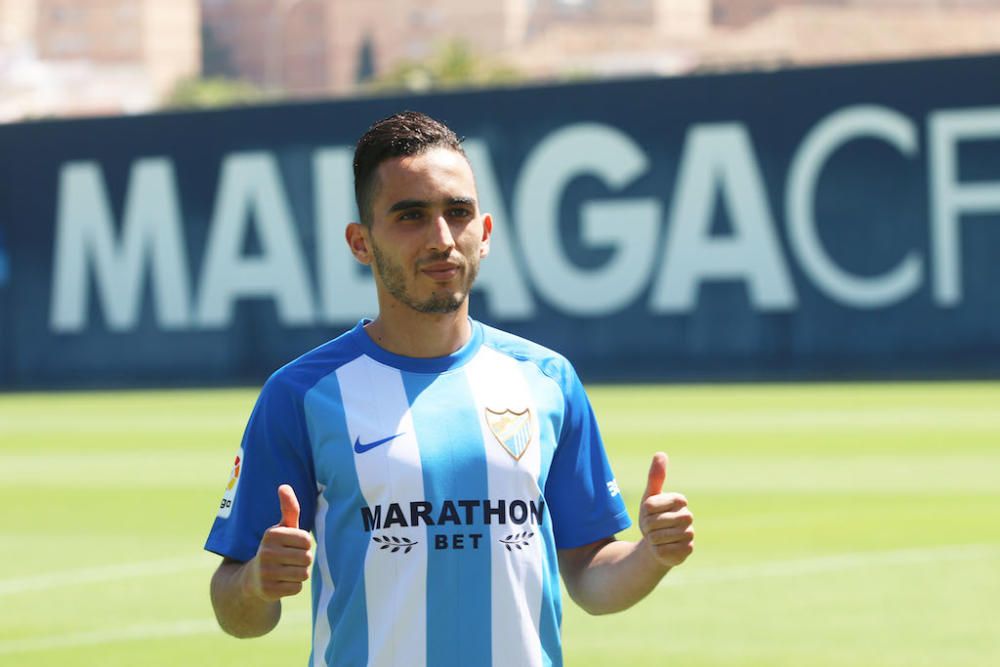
[786, 105, 923, 309]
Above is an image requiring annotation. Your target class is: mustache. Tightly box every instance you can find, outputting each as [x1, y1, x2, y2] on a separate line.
[415, 251, 465, 268]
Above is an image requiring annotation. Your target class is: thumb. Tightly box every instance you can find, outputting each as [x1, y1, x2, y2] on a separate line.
[277, 484, 300, 529]
[642, 452, 669, 501]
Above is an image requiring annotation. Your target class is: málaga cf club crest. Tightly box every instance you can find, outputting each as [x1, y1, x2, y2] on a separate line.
[485, 408, 533, 461]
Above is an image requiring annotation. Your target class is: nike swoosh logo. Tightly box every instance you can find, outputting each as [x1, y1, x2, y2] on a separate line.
[354, 433, 405, 454]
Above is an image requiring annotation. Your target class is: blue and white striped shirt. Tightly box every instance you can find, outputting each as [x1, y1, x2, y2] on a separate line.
[205, 319, 631, 667]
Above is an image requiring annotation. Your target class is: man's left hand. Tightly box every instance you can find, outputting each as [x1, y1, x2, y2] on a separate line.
[638, 452, 695, 568]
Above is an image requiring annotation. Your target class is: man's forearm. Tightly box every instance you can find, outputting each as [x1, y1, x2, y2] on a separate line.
[210, 559, 282, 638]
[559, 538, 671, 616]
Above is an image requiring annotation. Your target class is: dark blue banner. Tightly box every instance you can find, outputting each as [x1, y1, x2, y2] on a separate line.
[1, 54, 999, 388]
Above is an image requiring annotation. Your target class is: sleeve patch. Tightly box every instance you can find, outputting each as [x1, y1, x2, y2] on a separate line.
[217, 447, 243, 519]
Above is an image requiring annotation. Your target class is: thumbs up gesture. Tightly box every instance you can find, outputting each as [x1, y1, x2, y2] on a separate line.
[639, 452, 694, 568]
[245, 485, 314, 602]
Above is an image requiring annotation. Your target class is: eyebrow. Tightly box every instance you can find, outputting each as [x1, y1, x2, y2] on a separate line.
[387, 197, 477, 214]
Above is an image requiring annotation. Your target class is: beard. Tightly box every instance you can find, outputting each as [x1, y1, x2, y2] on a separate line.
[371, 242, 479, 314]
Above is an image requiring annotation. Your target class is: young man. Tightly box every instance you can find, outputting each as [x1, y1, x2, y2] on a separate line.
[205, 111, 694, 667]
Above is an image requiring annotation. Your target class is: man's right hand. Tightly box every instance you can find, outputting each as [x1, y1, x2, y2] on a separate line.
[243, 484, 313, 601]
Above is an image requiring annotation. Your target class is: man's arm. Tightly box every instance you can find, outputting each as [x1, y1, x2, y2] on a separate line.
[210, 485, 313, 637]
[210, 557, 283, 638]
[558, 452, 694, 615]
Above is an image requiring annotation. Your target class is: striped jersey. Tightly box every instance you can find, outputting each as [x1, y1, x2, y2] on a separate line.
[204, 319, 631, 667]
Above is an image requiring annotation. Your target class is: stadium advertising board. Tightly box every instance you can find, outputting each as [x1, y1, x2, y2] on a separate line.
[0, 55, 998, 388]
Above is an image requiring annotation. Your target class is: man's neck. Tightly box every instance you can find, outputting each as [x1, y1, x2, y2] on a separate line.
[363, 303, 472, 358]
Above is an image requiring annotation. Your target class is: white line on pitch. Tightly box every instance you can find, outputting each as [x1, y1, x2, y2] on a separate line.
[0, 611, 311, 655]
[1, 544, 997, 655]
[663, 543, 1000, 587]
[0, 556, 209, 597]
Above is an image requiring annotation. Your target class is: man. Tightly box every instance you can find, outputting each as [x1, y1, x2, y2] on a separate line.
[205, 111, 694, 667]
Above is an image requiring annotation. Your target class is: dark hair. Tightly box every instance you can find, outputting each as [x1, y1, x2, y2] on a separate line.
[353, 111, 467, 226]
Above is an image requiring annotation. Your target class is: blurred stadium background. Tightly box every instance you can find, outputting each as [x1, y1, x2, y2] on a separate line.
[1, 1, 999, 666]
[3, 0, 1000, 118]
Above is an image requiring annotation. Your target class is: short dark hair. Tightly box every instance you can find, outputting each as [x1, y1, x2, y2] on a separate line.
[353, 111, 467, 227]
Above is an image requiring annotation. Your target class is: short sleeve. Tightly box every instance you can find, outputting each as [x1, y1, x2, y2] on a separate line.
[544, 365, 631, 549]
[204, 372, 317, 562]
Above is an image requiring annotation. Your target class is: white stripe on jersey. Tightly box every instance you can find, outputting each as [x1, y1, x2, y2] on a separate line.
[337, 357, 428, 667]
[312, 486, 334, 667]
[465, 347, 545, 667]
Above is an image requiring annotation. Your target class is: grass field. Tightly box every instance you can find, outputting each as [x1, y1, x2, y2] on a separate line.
[1, 382, 998, 666]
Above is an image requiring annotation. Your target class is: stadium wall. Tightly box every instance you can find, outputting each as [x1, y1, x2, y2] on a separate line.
[1, 55, 999, 389]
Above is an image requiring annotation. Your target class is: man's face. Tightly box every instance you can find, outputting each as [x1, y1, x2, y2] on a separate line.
[363, 147, 491, 314]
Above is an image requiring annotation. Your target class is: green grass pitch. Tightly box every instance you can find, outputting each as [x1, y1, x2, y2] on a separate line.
[1, 382, 998, 666]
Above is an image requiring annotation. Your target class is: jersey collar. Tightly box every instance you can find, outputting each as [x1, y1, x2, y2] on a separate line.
[351, 318, 483, 373]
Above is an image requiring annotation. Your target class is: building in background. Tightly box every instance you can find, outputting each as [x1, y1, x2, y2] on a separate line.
[3, 0, 1000, 121]
[201, 0, 325, 93]
[325, 0, 531, 94]
[202, 0, 1000, 99]
[199, 0, 706, 94]
[700, 0, 1000, 71]
[711, 0, 1000, 27]
[507, 0, 713, 79]
[0, 0, 37, 50]
[0, 0, 200, 121]
[510, 0, 1000, 80]
[201, 0, 531, 96]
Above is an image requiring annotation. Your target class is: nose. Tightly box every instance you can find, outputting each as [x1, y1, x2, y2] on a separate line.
[426, 214, 456, 252]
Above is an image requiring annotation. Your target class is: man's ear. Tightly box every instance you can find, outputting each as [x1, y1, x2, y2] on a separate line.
[345, 222, 372, 265]
[480, 213, 492, 258]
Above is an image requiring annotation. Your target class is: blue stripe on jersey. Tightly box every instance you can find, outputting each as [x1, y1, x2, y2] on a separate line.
[518, 359, 563, 667]
[304, 372, 368, 667]
[402, 370, 493, 667]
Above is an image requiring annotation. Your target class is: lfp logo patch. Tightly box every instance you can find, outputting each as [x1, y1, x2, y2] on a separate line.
[217, 448, 243, 518]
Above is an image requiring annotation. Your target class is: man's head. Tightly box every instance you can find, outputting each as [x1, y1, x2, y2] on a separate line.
[353, 111, 468, 228]
[346, 111, 491, 317]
